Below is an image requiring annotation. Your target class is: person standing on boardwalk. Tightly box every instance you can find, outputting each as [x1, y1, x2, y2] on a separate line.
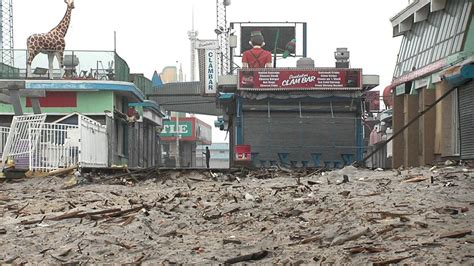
[203, 146, 211, 169]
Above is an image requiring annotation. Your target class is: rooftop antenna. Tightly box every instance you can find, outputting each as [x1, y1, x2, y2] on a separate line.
[188, 5, 198, 81]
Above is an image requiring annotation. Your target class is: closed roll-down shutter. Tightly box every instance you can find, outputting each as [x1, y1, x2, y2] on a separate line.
[459, 82, 474, 160]
[243, 111, 357, 163]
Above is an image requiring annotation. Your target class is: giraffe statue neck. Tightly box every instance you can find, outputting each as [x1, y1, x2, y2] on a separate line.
[49, 7, 73, 38]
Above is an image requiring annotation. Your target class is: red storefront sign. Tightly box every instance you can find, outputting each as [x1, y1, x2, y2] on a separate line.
[238, 68, 362, 91]
[235, 145, 251, 161]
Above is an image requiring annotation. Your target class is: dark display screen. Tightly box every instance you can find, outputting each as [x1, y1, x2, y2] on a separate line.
[240, 26, 296, 55]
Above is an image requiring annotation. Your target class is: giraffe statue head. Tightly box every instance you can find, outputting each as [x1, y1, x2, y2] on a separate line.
[26, 0, 75, 79]
[65, 0, 75, 9]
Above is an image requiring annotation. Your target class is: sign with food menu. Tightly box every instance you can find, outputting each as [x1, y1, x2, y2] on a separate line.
[238, 68, 362, 91]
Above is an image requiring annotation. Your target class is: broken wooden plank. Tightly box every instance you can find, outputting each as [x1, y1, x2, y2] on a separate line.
[439, 230, 472, 239]
[48, 210, 84, 221]
[289, 235, 323, 246]
[188, 177, 207, 182]
[371, 255, 412, 265]
[402, 176, 428, 183]
[47, 165, 78, 177]
[349, 246, 387, 254]
[98, 206, 145, 219]
[367, 211, 412, 220]
[122, 215, 135, 226]
[223, 239, 242, 245]
[224, 250, 269, 265]
[331, 227, 370, 246]
[20, 215, 46, 225]
[48, 206, 144, 221]
[160, 229, 178, 237]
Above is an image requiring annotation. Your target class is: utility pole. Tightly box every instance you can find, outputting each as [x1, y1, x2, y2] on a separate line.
[175, 113, 180, 168]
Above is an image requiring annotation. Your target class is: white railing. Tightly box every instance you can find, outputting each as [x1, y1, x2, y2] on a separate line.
[2, 114, 109, 172]
[1, 114, 47, 169]
[29, 123, 80, 172]
[78, 115, 108, 168]
[0, 126, 10, 158]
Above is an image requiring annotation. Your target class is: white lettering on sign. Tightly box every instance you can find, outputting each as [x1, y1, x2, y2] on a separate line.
[196, 39, 219, 49]
[205, 49, 217, 94]
[163, 124, 189, 134]
[281, 74, 317, 86]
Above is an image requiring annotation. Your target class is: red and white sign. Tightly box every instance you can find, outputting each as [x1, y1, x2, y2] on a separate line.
[235, 145, 251, 161]
[238, 68, 362, 91]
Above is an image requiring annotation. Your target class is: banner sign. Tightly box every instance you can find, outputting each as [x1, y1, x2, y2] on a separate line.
[238, 68, 363, 91]
[160, 117, 211, 143]
[205, 50, 218, 94]
[160, 121, 193, 138]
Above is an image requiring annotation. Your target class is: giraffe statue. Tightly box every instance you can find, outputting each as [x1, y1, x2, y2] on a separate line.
[26, 0, 75, 79]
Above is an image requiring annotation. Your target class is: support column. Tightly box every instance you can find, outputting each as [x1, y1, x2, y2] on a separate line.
[106, 115, 115, 167]
[236, 97, 243, 145]
[392, 95, 404, 168]
[404, 94, 420, 167]
[434, 82, 454, 157]
[420, 88, 436, 165]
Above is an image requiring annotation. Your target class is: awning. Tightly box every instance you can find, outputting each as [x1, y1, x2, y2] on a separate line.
[441, 57, 474, 87]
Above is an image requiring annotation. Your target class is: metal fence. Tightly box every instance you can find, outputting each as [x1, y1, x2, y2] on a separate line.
[0, 126, 10, 158]
[1, 114, 47, 169]
[0, 49, 132, 82]
[29, 123, 80, 171]
[1, 114, 108, 171]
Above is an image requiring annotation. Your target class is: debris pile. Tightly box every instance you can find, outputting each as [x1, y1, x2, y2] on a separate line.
[0, 165, 473, 264]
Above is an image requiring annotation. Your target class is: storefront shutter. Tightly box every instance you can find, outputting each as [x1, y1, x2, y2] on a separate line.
[459, 82, 474, 160]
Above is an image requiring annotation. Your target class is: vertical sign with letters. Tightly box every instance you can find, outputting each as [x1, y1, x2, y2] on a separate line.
[205, 49, 218, 94]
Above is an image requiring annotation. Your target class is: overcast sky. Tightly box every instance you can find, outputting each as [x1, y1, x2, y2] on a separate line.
[14, 0, 409, 143]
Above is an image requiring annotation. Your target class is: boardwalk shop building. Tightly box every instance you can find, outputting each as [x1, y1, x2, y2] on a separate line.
[0, 50, 165, 170]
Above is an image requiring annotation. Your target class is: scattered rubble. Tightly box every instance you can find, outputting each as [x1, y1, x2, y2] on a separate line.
[0, 165, 473, 264]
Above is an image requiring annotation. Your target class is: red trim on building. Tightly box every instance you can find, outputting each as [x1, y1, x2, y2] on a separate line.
[26, 91, 77, 108]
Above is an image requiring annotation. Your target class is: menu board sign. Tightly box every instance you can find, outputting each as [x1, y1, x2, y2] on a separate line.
[238, 69, 362, 91]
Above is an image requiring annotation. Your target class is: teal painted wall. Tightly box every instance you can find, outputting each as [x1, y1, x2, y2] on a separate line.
[0, 90, 114, 114]
[464, 17, 474, 54]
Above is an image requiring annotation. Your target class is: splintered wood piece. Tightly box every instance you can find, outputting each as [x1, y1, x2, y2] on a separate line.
[371, 255, 412, 266]
[402, 176, 428, 183]
[439, 230, 472, 239]
[349, 246, 386, 254]
[224, 250, 269, 264]
[300, 235, 323, 245]
[122, 215, 135, 226]
[331, 227, 370, 246]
